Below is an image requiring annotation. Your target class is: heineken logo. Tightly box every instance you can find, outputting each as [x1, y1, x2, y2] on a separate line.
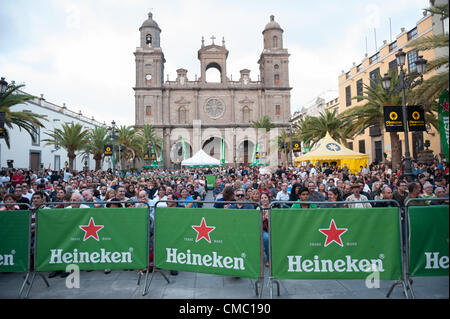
[49, 248, 133, 265]
[0, 251, 15, 266]
[287, 255, 384, 273]
[319, 219, 348, 247]
[166, 248, 245, 270]
[79, 217, 104, 241]
[192, 217, 216, 243]
[424, 252, 449, 270]
[441, 100, 449, 112]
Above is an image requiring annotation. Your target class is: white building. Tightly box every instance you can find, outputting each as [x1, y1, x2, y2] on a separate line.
[0, 90, 111, 172]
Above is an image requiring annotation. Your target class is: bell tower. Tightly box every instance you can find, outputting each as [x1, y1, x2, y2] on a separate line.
[258, 15, 290, 88]
[198, 36, 229, 84]
[134, 12, 165, 125]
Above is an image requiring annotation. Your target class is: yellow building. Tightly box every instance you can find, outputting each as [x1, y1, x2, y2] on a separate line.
[338, 9, 445, 165]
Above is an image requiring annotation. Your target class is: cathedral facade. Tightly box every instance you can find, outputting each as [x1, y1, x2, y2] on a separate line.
[134, 13, 291, 167]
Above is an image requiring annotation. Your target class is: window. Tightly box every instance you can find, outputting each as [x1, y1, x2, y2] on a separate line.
[275, 104, 281, 115]
[274, 74, 280, 86]
[389, 41, 397, 52]
[356, 79, 363, 102]
[145, 106, 152, 116]
[369, 52, 379, 64]
[345, 85, 351, 107]
[359, 140, 366, 154]
[408, 51, 418, 73]
[274, 64, 279, 70]
[348, 141, 353, 150]
[178, 107, 187, 123]
[31, 126, 40, 146]
[273, 36, 278, 48]
[407, 27, 418, 41]
[388, 59, 398, 72]
[146, 34, 152, 46]
[369, 68, 380, 89]
[242, 106, 250, 122]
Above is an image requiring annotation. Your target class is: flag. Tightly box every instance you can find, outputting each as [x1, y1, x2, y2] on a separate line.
[438, 90, 449, 162]
[220, 138, 225, 166]
[180, 137, 188, 160]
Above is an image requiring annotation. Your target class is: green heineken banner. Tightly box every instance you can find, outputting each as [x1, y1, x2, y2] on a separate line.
[439, 90, 449, 162]
[0, 210, 30, 272]
[154, 208, 261, 279]
[35, 208, 148, 271]
[270, 208, 402, 280]
[408, 205, 449, 277]
[206, 175, 217, 190]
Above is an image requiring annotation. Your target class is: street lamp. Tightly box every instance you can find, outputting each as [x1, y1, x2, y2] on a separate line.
[110, 120, 117, 174]
[0, 77, 8, 95]
[381, 49, 427, 181]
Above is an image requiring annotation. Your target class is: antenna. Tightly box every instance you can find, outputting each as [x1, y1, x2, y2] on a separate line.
[389, 17, 392, 43]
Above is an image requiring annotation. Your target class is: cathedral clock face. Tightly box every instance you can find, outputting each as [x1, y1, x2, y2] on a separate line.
[204, 98, 225, 119]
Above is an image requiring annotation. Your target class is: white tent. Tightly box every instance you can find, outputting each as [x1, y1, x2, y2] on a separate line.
[181, 149, 222, 167]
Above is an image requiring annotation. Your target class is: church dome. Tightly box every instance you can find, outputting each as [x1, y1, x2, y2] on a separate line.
[140, 12, 161, 30]
[264, 15, 283, 32]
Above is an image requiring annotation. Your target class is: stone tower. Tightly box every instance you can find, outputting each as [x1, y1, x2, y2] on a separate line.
[134, 12, 165, 126]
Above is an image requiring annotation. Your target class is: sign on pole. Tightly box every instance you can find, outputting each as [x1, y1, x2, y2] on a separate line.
[270, 208, 402, 280]
[383, 106, 404, 132]
[439, 90, 449, 162]
[407, 105, 426, 132]
[35, 208, 148, 271]
[154, 208, 261, 279]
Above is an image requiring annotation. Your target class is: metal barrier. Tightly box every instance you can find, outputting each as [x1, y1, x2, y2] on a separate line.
[267, 199, 408, 299]
[400, 198, 450, 299]
[22, 201, 151, 299]
[143, 200, 264, 297]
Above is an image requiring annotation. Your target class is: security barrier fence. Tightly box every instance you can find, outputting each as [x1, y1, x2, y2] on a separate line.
[1, 198, 447, 299]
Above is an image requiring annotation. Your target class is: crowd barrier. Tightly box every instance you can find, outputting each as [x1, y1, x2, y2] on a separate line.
[2, 197, 447, 299]
[401, 198, 449, 299]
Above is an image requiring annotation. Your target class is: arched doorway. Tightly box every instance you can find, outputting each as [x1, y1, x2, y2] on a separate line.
[202, 137, 222, 160]
[237, 140, 255, 167]
[170, 141, 193, 165]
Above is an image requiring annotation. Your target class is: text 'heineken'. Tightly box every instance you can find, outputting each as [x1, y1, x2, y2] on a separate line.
[49, 248, 132, 264]
[166, 248, 245, 270]
[287, 255, 385, 273]
[0, 253, 14, 266]
[424, 252, 449, 269]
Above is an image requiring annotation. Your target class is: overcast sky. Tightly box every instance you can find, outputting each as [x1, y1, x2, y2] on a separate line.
[0, 0, 430, 126]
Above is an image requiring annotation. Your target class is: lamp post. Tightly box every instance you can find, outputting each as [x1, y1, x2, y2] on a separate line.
[381, 49, 427, 181]
[110, 120, 117, 174]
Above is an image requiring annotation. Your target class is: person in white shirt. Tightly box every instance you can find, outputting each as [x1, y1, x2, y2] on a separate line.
[153, 186, 168, 207]
[65, 193, 90, 209]
[276, 183, 290, 202]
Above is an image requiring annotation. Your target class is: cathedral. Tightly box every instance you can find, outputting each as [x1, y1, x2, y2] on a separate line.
[134, 13, 291, 167]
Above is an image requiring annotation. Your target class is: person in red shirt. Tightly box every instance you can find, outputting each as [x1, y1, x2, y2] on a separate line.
[11, 169, 24, 187]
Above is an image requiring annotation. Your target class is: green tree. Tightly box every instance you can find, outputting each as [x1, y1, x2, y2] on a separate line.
[117, 125, 143, 169]
[294, 108, 353, 148]
[137, 124, 163, 160]
[340, 70, 403, 168]
[406, 2, 448, 111]
[42, 122, 90, 171]
[83, 126, 112, 171]
[0, 83, 47, 148]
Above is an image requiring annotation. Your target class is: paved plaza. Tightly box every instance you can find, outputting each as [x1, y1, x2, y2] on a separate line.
[0, 267, 448, 299]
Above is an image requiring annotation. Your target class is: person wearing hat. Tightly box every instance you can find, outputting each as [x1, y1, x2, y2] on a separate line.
[346, 183, 371, 208]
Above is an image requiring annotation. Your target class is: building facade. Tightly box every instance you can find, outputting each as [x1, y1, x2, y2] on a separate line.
[338, 7, 446, 164]
[134, 13, 291, 167]
[0, 90, 108, 171]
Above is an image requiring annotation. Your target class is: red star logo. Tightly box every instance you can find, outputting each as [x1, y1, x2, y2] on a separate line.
[441, 100, 449, 112]
[79, 217, 104, 241]
[192, 217, 216, 243]
[319, 219, 348, 247]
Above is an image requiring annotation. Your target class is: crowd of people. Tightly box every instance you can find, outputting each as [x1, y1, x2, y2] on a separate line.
[1, 158, 448, 272]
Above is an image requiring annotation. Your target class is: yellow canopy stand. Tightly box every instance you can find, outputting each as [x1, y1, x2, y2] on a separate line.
[294, 133, 369, 173]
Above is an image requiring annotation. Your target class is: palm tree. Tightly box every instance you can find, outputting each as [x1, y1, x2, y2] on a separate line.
[294, 108, 353, 148]
[83, 126, 112, 171]
[340, 69, 403, 168]
[117, 125, 143, 169]
[406, 2, 448, 118]
[0, 83, 47, 148]
[276, 129, 291, 167]
[42, 122, 90, 171]
[252, 115, 276, 160]
[137, 124, 163, 157]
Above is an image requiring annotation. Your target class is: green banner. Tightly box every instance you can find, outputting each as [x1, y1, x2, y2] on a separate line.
[438, 90, 449, 162]
[154, 208, 261, 279]
[206, 175, 217, 190]
[0, 210, 30, 272]
[409, 205, 449, 277]
[35, 208, 148, 271]
[270, 208, 402, 280]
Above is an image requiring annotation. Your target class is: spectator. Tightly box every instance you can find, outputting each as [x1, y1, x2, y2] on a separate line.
[214, 186, 235, 209]
[322, 187, 344, 208]
[258, 192, 271, 267]
[0, 194, 20, 210]
[65, 193, 90, 209]
[405, 182, 426, 206]
[291, 187, 318, 209]
[346, 184, 372, 208]
[393, 180, 409, 207]
[229, 189, 254, 209]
